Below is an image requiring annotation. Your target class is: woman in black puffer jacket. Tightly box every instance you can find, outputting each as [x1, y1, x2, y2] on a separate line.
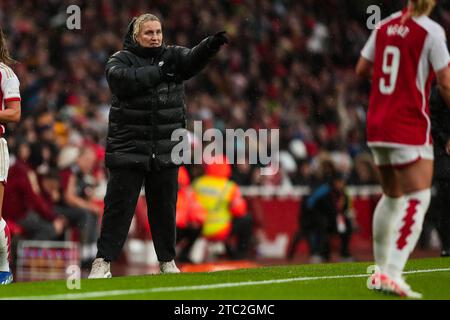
[89, 14, 228, 278]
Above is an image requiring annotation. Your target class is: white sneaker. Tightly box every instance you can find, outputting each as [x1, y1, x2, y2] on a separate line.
[159, 260, 180, 274]
[379, 273, 422, 299]
[88, 258, 112, 279]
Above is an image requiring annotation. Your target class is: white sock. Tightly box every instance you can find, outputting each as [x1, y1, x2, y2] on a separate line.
[385, 189, 431, 279]
[0, 219, 11, 272]
[372, 195, 405, 272]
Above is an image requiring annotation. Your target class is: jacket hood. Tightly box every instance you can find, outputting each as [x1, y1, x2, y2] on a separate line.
[123, 17, 164, 58]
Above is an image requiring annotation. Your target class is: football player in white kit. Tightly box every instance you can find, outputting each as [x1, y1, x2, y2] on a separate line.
[0, 28, 21, 285]
[356, 0, 450, 297]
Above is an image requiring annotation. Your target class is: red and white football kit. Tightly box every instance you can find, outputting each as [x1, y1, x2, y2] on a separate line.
[0, 62, 20, 278]
[0, 62, 21, 182]
[361, 11, 450, 167]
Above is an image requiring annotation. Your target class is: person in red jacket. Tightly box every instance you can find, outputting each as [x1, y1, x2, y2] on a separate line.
[3, 141, 66, 240]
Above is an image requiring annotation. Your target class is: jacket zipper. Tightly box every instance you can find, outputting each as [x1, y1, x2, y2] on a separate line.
[149, 57, 156, 160]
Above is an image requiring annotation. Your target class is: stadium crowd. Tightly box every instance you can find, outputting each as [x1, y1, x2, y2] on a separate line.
[0, 0, 448, 262]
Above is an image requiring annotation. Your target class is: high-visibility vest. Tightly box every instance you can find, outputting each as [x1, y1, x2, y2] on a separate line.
[193, 176, 235, 239]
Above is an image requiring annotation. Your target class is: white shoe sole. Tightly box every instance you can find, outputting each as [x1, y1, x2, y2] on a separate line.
[160, 270, 180, 274]
[88, 272, 112, 279]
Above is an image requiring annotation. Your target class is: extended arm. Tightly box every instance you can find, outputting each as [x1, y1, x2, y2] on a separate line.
[175, 32, 228, 80]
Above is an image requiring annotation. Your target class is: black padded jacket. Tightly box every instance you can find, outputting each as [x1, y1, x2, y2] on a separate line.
[104, 18, 219, 171]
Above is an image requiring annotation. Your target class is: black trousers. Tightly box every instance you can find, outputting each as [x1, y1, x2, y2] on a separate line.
[97, 167, 179, 262]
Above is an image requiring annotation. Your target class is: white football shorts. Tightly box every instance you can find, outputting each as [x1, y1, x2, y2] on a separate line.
[370, 145, 434, 168]
[0, 138, 9, 183]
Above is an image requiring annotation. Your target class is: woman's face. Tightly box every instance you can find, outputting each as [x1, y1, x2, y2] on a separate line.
[136, 20, 163, 48]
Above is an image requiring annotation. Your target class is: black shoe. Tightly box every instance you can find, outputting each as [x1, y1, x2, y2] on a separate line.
[441, 249, 450, 257]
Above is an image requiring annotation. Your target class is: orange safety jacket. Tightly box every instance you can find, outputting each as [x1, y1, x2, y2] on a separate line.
[193, 175, 247, 241]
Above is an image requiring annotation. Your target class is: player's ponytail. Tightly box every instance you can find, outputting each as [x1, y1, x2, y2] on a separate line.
[409, 0, 436, 17]
[0, 28, 15, 65]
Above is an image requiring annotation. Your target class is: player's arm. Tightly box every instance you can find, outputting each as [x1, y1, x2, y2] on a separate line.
[356, 56, 373, 79]
[0, 99, 20, 123]
[428, 27, 450, 108]
[436, 66, 450, 109]
[0, 70, 21, 123]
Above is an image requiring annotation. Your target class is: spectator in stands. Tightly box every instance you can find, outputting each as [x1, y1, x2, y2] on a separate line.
[3, 141, 67, 241]
[348, 152, 379, 185]
[60, 146, 102, 216]
[58, 146, 100, 265]
[288, 170, 353, 263]
[193, 155, 252, 260]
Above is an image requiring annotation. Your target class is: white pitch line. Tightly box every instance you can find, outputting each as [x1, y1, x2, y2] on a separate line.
[2, 267, 450, 300]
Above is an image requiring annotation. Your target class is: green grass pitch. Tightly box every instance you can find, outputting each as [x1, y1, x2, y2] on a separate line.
[0, 258, 449, 300]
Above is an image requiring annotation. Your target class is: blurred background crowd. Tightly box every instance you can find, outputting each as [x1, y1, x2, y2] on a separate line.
[0, 0, 449, 267]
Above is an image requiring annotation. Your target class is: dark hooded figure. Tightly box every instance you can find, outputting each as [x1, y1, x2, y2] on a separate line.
[429, 85, 450, 257]
[89, 14, 228, 278]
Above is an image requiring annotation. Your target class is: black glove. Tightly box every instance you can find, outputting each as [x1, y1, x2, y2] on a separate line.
[208, 31, 229, 50]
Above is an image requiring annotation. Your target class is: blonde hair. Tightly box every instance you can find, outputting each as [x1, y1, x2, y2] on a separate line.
[132, 14, 161, 43]
[409, 0, 436, 17]
[0, 28, 15, 65]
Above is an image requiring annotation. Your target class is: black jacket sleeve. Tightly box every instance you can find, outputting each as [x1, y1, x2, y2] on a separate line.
[430, 86, 450, 148]
[173, 36, 220, 81]
[105, 51, 161, 96]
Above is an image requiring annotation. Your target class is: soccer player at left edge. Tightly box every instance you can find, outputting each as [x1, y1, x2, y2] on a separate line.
[0, 27, 21, 285]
